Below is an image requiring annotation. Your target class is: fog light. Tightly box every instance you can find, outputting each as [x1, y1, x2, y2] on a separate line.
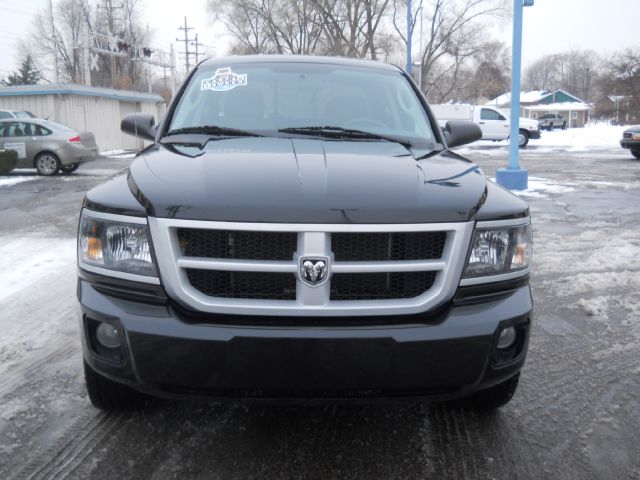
[497, 326, 516, 350]
[96, 323, 121, 349]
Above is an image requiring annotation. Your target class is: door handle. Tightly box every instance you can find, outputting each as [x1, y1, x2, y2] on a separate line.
[479, 122, 485, 124]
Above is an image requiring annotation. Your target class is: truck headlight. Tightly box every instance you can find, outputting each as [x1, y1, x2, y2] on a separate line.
[78, 211, 157, 278]
[463, 221, 531, 278]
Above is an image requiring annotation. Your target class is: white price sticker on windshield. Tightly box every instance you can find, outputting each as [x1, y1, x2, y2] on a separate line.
[4, 142, 26, 159]
[201, 67, 247, 92]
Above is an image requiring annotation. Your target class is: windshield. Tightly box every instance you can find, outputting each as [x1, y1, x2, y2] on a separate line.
[168, 62, 435, 146]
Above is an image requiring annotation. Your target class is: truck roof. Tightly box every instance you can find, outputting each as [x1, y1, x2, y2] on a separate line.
[199, 54, 401, 73]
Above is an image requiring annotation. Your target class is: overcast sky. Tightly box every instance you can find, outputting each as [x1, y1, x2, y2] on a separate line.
[0, 0, 638, 79]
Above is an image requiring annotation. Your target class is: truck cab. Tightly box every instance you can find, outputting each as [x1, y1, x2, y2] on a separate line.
[430, 103, 540, 147]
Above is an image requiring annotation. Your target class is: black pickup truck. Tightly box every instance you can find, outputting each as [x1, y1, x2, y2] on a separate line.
[77, 56, 532, 411]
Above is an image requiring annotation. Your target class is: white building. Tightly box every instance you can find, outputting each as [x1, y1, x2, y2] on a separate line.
[0, 84, 166, 151]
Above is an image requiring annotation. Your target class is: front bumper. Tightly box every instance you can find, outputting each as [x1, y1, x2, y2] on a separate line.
[79, 277, 532, 401]
[620, 139, 640, 150]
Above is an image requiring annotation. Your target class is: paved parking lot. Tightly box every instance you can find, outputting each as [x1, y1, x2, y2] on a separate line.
[1, 146, 639, 479]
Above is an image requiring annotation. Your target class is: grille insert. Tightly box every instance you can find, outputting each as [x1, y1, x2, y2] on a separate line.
[330, 272, 438, 301]
[331, 232, 446, 261]
[186, 269, 296, 300]
[177, 228, 297, 261]
[623, 132, 632, 139]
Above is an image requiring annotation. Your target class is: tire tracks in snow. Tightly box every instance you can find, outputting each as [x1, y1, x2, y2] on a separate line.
[9, 411, 123, 480]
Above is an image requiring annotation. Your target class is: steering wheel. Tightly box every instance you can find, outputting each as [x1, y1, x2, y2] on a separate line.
[343, 118, 388, 130]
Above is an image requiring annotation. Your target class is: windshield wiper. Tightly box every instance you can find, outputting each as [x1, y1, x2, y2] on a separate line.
[278, 126, 413, 150]
[164, 125, 263, 138]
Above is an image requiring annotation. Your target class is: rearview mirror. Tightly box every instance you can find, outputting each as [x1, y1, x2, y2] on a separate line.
[121, 113, 157, 141]
[443, 120, 482, 148]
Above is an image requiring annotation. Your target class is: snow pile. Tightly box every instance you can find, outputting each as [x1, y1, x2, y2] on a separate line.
[460, 124, 628, 151]
[534, 124, 627, 151]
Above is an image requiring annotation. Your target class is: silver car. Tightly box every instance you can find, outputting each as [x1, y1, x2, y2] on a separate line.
[0, 119, 98, 175]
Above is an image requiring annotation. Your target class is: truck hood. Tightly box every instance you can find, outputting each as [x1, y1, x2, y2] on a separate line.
[519, 117, 539, 130]
[128, 137, 487, 224]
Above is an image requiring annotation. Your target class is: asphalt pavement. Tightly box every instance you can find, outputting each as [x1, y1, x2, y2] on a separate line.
[0, 147, 639, 479]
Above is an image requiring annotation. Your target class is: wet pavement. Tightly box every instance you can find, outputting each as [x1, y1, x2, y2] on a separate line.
[1, 148, 639, 479]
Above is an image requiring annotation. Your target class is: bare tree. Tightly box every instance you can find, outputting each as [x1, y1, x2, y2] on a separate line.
[209, 0, 390, 58]
[601, 47, 640, 123]
[392, 0, 507, 101]
[28, 0, 91, 83]
[524, 50, 600, 102]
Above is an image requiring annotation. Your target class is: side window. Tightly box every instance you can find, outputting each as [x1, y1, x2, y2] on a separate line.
[0, 112, 12, 120]
[6, 122, 28, 137]
[34, 125, 52, 136]
[480, 108, 503, 121]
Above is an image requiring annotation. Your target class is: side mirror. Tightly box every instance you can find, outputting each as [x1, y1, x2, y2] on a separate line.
[121, 113, 157, 141]
[443, 120, 482, 148]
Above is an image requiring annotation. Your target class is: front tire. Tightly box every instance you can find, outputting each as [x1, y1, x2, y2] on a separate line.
[84, 361, 149, 411]
[34, 152, 60, 176]
[518, 130, 530, 148]
[631, 150, 640, 159]
[456, 373, 521, 411]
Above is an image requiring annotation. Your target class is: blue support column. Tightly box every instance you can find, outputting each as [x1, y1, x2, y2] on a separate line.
[496, 0, 531, 191]
[406, 0, 412, 75]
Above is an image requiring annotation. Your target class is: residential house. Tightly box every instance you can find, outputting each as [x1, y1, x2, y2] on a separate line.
[487, 90, 592, 127]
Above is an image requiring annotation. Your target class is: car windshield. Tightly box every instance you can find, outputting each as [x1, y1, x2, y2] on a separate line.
[168, 62, 435, 146]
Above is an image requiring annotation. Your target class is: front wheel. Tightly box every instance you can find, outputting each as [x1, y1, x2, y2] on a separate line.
[631, 150, 640, 159]
[60, 163, 79, 174]
[35, 152, 60, 176]
[562, 122, 567, 130]
[518, 130, 530, 148]
[84, 361, 149, 411]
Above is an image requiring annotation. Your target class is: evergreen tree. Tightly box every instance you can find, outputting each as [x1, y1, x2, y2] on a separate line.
[1, 55, 41, 86]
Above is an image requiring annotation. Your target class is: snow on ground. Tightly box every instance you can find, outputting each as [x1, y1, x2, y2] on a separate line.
[100, 149, 137, 159]
[458, 124, 628, 153]
[0, 237, 76, 304]
[0, 176, 35, 188]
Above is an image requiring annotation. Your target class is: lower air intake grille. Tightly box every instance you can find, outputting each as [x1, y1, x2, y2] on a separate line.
[186, 270, 296, 300]
[330, 272, 438, 301]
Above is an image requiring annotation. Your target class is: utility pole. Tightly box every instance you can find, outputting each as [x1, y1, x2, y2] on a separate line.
[496, 0, 535, 191]
[406, 0, 412, 75]
[177, 17, 195, 73]
[191, 34, 206, 64]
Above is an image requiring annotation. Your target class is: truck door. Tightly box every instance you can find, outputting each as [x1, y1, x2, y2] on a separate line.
[478, 108, 510, 140]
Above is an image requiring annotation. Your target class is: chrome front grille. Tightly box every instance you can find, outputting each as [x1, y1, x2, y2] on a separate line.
[148, 219, 474, 317]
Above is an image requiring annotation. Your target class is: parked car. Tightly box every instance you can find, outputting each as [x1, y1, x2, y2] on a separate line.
[0, 109, 36, 120]
[0, 118, 98, 175]
[77, 55, 532, 412]
[430, 103, 540, 147]
[620, 125, 640, 159]
[538, 113, 567, 130]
